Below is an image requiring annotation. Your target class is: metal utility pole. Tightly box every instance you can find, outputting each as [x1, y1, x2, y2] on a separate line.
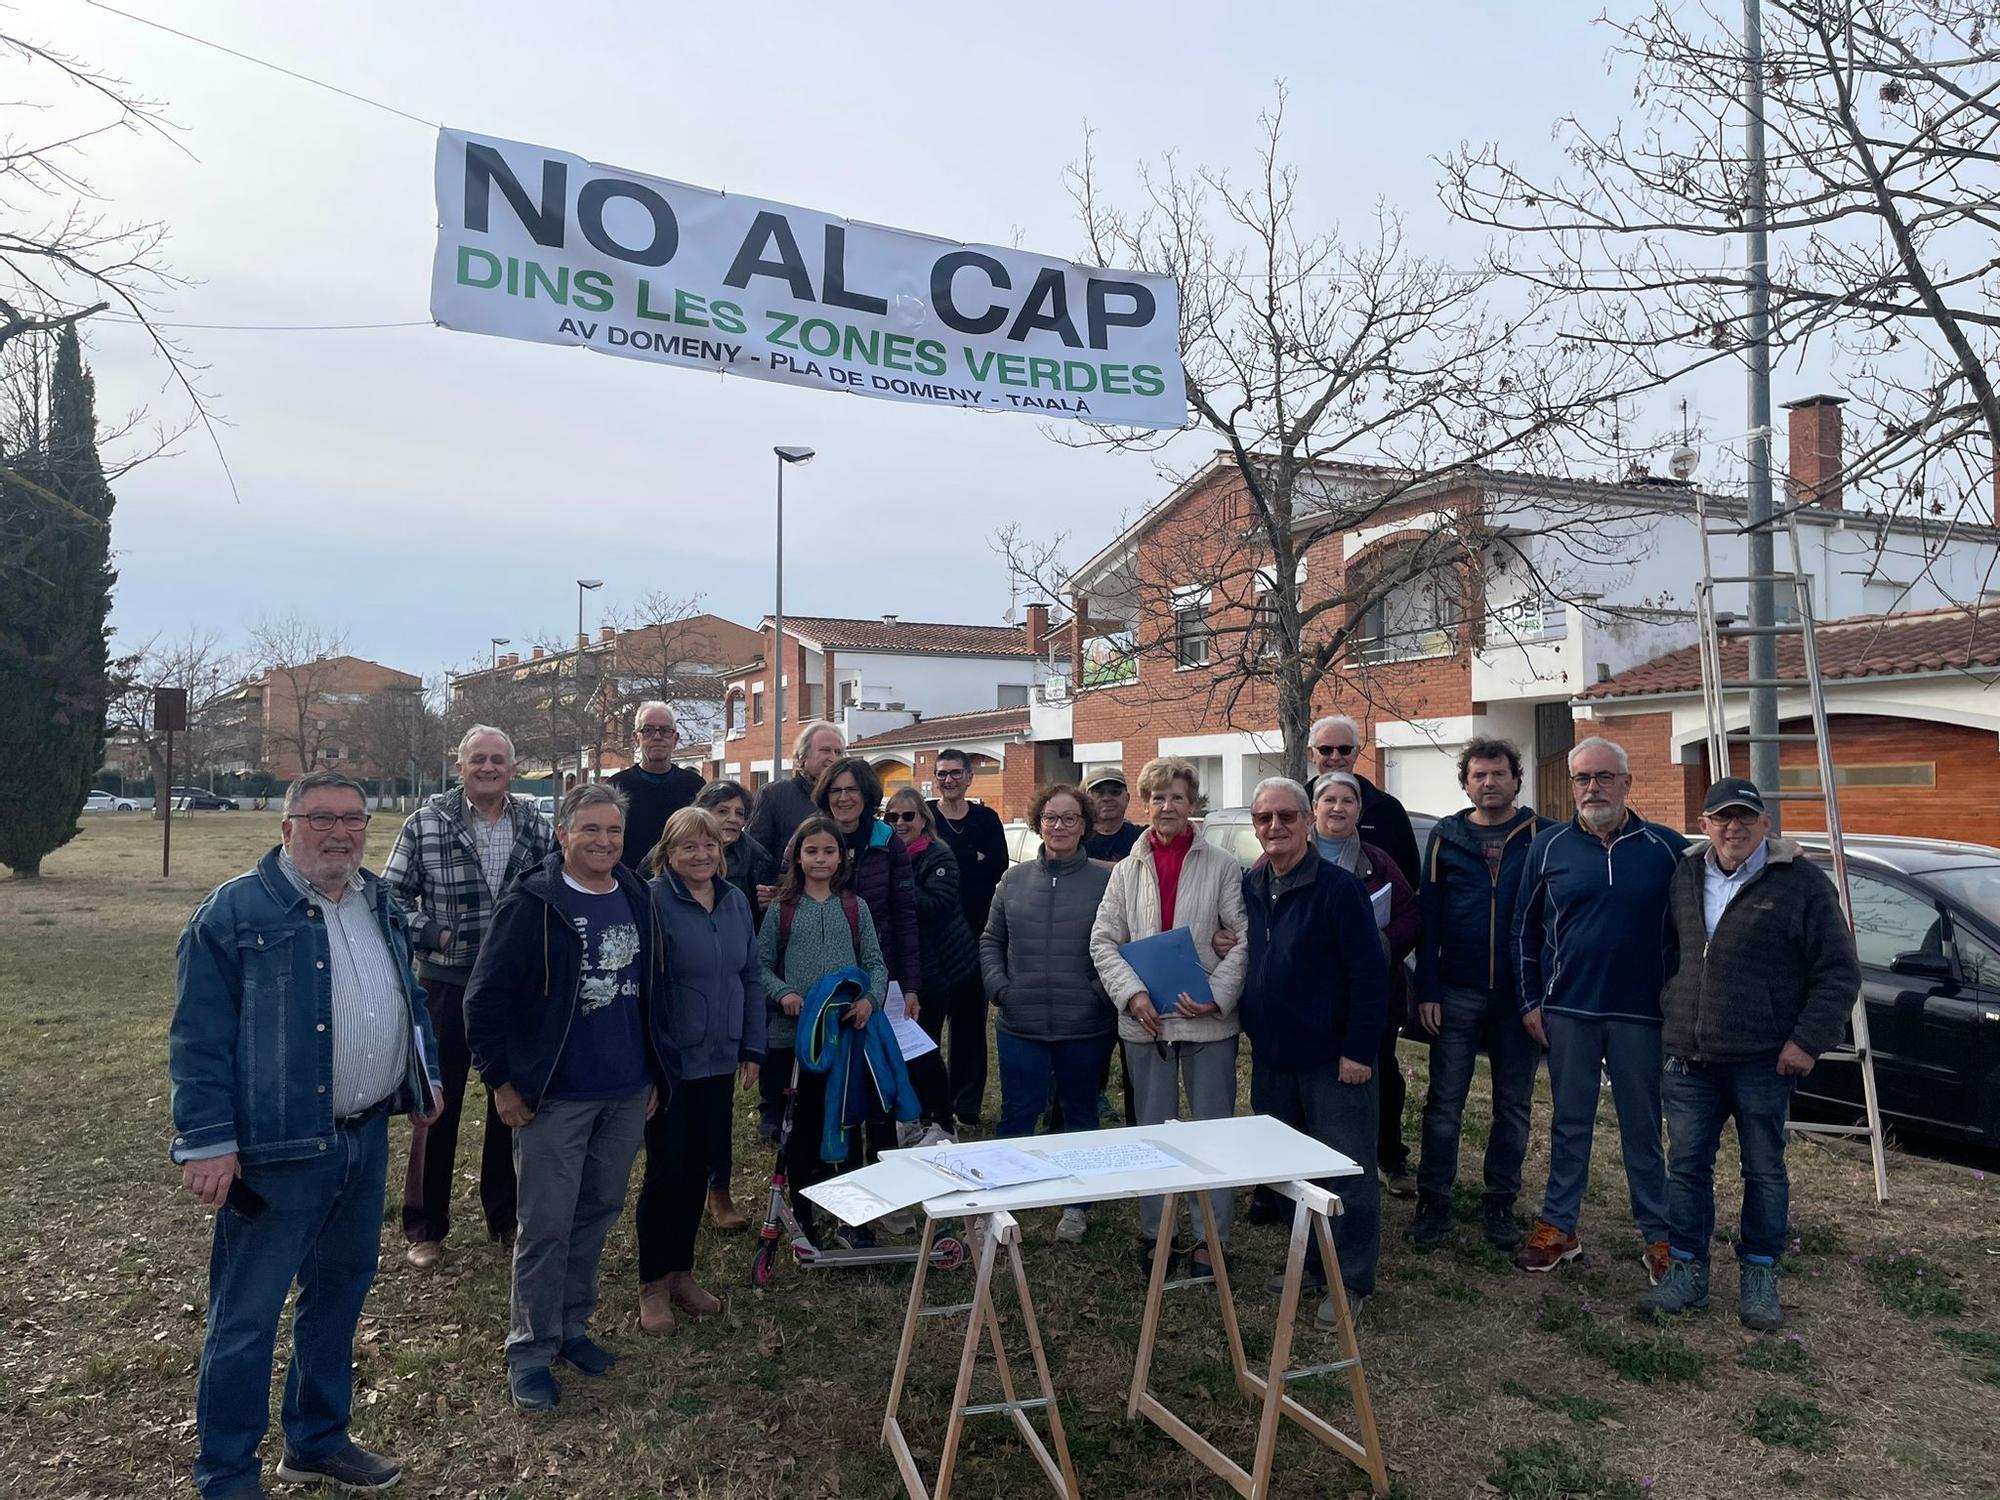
[576, 580, 604, 784]
[772, 446, 815, 788]
[1742, 0, 1781, 822]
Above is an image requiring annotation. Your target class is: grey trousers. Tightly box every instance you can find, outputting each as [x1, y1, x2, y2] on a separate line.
[507, 1088, 648, 1371]
[1123, 1034, 1239, 1248]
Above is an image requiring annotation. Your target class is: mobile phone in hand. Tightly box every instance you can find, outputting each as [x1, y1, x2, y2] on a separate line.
[225, 1178, 268, 1220]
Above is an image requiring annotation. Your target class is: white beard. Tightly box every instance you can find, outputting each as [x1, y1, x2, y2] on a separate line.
[1577, 802, 1622, 834]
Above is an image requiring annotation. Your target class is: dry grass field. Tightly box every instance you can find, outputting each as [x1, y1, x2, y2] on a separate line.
[2, 811, 1996, 1498]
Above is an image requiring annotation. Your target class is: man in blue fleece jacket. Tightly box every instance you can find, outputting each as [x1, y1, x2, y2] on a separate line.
[1513, 738, 1687, 1283]
[1240, 777, 1390, 1329]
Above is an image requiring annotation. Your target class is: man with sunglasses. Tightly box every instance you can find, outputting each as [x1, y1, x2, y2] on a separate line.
[926, 747, 1007, 1126]
[1513, 737, 1687, 1283]
[1641, 778, 1857, 1330]
[608, 700, 705, 877]
[1305, 713, 1421, 1197]
[170, 772, 443, 1499]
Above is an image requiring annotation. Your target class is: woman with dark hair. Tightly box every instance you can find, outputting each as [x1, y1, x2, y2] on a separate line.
[980, 783, 1115, 1245]
[810, 757, 923, 1014]
[695, 779, 779, 1159]
[882, 786, 980, 1138]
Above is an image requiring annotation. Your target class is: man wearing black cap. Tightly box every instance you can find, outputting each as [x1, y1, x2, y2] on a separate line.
[1640, 777, 1859, 1331]
[1082, 768, 1143, 862]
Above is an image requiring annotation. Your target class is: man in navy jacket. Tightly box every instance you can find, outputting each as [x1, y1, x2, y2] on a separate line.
[1513, 738, 1688, 1282]
[1240, 777, 1390, 1328]
[1412, 739, 1554, 1252]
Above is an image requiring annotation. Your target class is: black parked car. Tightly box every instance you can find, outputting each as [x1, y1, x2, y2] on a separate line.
[170, 785, 239, 811]
[1792, 834, 2000, 1148]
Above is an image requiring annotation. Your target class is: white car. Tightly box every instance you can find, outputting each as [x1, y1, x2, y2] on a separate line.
[84, 791, 136, 812]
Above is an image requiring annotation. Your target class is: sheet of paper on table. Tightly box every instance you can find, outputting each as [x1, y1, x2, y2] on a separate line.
[924, 1143, 1072, 1191]
[1039, 1139, 1184, 1178]
[883, 982, 937, 1062]
[801, 1154, 952, 1224]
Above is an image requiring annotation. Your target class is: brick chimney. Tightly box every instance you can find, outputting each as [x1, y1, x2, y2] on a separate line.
[576, 633, 589, 652]
[531, 645, 545, 660]
[599, 625, 616, 642]
[1785, 394, 1846, 509]
[1024, 602, 1050, 654]
[500, 652, 519, 667]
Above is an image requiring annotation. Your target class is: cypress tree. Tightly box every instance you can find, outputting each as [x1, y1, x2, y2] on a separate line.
[0, 325, 117, 877]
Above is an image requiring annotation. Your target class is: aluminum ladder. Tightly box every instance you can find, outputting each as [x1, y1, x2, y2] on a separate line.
[1692, 491, 1889, 1201]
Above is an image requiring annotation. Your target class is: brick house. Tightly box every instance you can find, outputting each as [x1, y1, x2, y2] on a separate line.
[210, 656, 422, 779]
[707, 611, 1056, 789]
[846, 706, 1060, 822]
[1038, 398, 2000, 821]
[1575, 606, 2000, 841]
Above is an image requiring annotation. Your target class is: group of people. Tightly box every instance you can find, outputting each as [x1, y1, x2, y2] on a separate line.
[166, 704, 1859, 1499]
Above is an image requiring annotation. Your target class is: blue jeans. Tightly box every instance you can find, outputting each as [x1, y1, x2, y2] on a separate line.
[1539, 1013, 1668, 1242]
[1417, 983, 1539, 1207]
[997, 1032, 1113, 1142]
[1662, 1055, 1795, 1265]
[1250, 1061, 1381, 1297]
[194, 1114, 388, 1499]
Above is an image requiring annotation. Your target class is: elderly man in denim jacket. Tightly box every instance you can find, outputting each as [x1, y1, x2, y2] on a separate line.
[170, 773, 442, 1500]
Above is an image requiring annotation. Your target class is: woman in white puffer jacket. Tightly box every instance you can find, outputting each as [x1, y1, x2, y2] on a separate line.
[1089, 756, 1247, 1277]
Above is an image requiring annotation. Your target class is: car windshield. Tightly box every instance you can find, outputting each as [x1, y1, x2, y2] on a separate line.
[1918, 865, 2000, 930]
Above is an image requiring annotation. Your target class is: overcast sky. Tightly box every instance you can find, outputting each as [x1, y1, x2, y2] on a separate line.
[46, 0, 1671, 678]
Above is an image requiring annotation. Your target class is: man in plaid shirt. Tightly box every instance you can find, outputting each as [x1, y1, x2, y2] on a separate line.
[385, 725, 555, 1268]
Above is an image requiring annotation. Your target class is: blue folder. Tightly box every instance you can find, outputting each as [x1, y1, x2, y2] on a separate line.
[1116, 927, 1215, 1015]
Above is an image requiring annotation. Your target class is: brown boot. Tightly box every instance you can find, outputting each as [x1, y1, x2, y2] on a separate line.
[706, 1188, 750, 1233]
[639, 1277, 678, 1335]
[666, 1271, 723, 1320]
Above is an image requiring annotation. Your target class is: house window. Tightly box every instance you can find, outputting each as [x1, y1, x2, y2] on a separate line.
[1356, 562, 1459, 664]
[1253, 557, 1308, 658]
[751, 684, 765, 724]
[839, 679, 857, 710]
[997, 683, 1030, 708]
[1776, 762, 1936, 790]
[1172, 585, 1210, 669]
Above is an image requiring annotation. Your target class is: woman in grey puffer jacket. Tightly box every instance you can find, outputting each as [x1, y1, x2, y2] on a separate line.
[980, 784, 1114, 1242]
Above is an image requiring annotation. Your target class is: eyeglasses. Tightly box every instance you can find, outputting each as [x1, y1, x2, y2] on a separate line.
[1314, 744, 1356, 757]
[294, 811, 371, 832]
[886, 809, 921, 824]
[1707, 808, 1762, 825]
[637, 724, 678, 738]
[827, 785, 862, 798]
[934, 767, 967, 780]
[1252, 809, 1302, 827]
[1040, 812, 1084, 829]
[1571, 771, 1625, 789]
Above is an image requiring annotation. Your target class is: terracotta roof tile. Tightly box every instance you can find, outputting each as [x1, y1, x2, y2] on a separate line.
[848, 707, 1031, 750]
[778, 615, 1033, 656]
[1580, 606, 2000, 700]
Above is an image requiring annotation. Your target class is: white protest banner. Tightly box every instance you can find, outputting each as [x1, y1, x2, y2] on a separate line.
[430, 128, 1185, 428]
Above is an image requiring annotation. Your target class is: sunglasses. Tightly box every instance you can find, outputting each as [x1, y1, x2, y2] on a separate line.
[1314, 743, 1356, 757]
[886, 809, 921, 824]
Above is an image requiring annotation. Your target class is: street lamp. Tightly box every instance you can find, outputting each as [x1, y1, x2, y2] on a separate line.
[490, 636, 510, 671]
[576, 579, 605, 782]
[772, 446, 814, 787]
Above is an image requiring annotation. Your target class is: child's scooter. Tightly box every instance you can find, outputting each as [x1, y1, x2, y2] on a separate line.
[750, 1056, 968, 1284]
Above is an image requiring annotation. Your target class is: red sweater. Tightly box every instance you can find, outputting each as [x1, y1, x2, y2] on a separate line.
[1149, 827, 1195, 928]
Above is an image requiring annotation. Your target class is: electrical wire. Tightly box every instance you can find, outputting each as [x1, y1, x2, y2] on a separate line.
[100, 316, 432, 332]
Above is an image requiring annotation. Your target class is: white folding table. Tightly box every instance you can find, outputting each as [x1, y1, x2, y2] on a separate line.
[845, 1115, 1390, 1499]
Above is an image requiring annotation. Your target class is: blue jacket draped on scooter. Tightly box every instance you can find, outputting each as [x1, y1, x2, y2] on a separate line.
[796, 965, 920, 1164]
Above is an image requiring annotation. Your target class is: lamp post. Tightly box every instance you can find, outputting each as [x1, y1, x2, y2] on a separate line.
[772, 446, 815, 788]
[576, 579, 604, 783]
[490, 636, 509, 671]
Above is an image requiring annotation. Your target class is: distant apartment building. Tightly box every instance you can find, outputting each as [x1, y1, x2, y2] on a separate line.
[209, 655, 422, 780]
[448, 613, 763, 780]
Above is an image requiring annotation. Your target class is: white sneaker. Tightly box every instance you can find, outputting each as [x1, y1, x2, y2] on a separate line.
[1055, 1207, 1089, 1244]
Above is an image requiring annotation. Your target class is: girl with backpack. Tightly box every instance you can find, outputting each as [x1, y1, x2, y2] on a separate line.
[757, 815, 888, 1247]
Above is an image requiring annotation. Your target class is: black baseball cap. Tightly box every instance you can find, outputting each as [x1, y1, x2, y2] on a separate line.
[1703, 777, 1767, 816]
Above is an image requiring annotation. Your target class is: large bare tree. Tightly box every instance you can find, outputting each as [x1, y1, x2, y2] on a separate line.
[1006, 91, 1643, 778]
[609, 591, 729, 747]
[1443, 0, 2000, 543]
[244, 614, 350, 776]
[105, 631, 235, 818]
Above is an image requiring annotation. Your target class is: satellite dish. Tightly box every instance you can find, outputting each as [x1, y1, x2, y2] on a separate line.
[1669, 445, 1700, 480]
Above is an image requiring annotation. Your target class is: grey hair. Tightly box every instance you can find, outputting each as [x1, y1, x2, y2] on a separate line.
[557, 781, 628, 830]
[1307, 714, 1361, 748]
[457, 723, 514, 761]
[284, 771, 368, 814]
[1312, 771, 1363, 803]
[1568, 736, 1630, 774]
[1250, 775, 1312, 814]
[792, 718, 844, 761]
[632, 699, 677, 731]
